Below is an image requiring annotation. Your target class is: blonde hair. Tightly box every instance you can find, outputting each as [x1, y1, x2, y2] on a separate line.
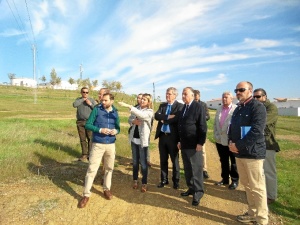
[142, 93, 153, 108]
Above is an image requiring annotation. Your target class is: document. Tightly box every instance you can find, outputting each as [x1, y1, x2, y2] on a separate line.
[241, 126, 251, 139]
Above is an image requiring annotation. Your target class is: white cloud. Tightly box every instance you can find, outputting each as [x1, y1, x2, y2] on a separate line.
[243, 38, 280, 48]
[0, 29, 24, 37]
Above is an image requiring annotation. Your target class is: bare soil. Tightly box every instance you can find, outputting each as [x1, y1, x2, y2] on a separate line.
[0, 141, 283, 225]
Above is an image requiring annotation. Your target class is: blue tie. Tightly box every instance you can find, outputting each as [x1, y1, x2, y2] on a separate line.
[162, 104, 171, 132]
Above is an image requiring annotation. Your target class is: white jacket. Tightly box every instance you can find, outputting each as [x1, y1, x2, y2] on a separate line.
[213, 104, 237, 146]
[128, 107, 153, 147]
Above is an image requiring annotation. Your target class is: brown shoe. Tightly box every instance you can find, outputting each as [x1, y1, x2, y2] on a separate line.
[141, 184, 147, 193]
[78, 196, 89, 208]
[133, 180, 138, 189]
[104, 190, 113, 200]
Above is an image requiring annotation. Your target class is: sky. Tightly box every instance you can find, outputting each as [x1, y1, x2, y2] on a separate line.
[0, 0, 300, 102]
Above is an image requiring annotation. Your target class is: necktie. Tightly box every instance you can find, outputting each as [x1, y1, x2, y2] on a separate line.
[183, 104, 189, 116]
[162, 104, 171, 132]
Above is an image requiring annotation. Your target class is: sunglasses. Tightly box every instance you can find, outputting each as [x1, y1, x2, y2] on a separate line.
[253, 95, 263, 99]
[82, 92, 89, 94]
[234, 88, 249, 93]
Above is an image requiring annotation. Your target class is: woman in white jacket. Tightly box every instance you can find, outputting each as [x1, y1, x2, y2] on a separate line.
[119, 94, 153, 192]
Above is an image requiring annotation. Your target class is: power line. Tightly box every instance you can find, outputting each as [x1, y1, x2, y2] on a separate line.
[24, 0, 36, 46]
[12, 0, 31, 44]
[6, 0, 31, 46]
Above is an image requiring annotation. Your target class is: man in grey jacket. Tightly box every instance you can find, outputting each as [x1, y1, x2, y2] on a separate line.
[73, 87, 96, 161]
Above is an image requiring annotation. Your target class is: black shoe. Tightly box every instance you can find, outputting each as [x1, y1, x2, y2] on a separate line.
[173, 183, 179, 189]
[215, 179, 229, 186]
[228, 181, 238, 190]
[203, 171, 210, 179]
[157, 181, 169, 188]
[192, 198, 200, 206]
[180, 190, 193, 197]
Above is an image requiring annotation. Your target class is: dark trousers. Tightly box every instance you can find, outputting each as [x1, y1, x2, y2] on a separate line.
[216, 143, 239, 182]
[158, 134, 180, 184]
[131, 142, 148, 184]
[181, 148, 204, 200]
[76, 120, 92, 156]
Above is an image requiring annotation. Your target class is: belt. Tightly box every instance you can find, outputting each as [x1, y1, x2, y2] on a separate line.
[161, 132, 171, 136]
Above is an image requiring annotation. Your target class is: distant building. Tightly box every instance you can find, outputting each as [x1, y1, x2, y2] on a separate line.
[53, 80, 78, 90]
[206, 97, 300, 117]
[206, 97, 239, 110]
[11, 78, 37, 88]
[273, 98, 300, 117]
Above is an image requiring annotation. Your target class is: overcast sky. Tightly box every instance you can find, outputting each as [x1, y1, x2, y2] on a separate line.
[1, 0, 300, 101]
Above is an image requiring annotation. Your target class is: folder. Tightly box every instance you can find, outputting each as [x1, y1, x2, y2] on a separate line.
[241, 126, 251, 139]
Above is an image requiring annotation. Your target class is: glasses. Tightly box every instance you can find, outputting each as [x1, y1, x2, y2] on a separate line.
[234, 88, 249, 93]
[82, 92, 89, 94]
[254, 95, 263, 99]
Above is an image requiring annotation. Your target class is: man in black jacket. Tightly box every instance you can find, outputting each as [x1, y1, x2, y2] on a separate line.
[155, 87, 184, 189]
[178, 87, 207, 206]
[229, 81, 268, 225]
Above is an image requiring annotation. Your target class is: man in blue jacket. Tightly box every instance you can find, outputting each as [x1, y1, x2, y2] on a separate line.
[78, 93, 120, 208]
[229, 81, 268, 225]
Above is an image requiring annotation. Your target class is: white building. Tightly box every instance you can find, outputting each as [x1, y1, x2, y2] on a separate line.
[206, 97, 300, 117]
[206, 97, 239, 110]
[273, 98, 300, 117]
[53, 80, 78, 90]
[11, 78, 37, 88]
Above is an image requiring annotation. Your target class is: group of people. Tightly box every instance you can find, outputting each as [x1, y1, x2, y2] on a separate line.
[72, 80, 280, 225]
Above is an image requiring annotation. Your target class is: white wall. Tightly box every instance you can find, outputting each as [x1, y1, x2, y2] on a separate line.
[278, 108, 300, 117]
[11, 78, 37, 87]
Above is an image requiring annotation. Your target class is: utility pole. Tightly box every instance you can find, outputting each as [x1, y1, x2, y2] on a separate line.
[32, 44, 37, 104]
[80, 64, 83, 80]
[32, 44, 36, 81]
[153, 82, 156, 109]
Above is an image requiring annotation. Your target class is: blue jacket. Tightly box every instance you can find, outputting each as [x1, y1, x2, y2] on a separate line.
[228, 97, 266, 159]
[85, 104, 120, 144]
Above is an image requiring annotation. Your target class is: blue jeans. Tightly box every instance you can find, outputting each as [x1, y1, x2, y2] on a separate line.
[131, 142, 148, 184]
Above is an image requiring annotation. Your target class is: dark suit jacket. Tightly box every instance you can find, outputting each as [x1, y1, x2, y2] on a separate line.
[178, 101, 207, 149]
[154, 100, 184, 140]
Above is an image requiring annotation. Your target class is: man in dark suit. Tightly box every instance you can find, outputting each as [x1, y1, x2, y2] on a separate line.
[155, 87, 184, 189]
[178, 87, 207, 206]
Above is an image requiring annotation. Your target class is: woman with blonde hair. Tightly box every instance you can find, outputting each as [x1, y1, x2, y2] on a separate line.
[119, 94, 153, 192]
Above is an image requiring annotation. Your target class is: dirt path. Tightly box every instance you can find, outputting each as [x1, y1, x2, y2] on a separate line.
[0, 140, 282, 225]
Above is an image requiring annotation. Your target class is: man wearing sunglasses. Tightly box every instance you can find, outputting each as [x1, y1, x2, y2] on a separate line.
[253, 88, 280, 205]
[73, 87, 96, 161]
[228, 81, 268, 225]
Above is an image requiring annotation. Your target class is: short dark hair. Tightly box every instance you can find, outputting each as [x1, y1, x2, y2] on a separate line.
[81, 87, 88, 92]
[193, 89, 200, 96]
[103, 93, 114, 100]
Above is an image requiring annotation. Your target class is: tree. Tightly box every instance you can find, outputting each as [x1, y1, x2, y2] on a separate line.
[40, 75, 46, 83]
[92, 80, 98, 89]
[68, 77, 75, 85]
[102, 80, 123, 93]
[49, 68, 61, 86]
[8, 73, 16, 84]
[77, 78, 91, 89]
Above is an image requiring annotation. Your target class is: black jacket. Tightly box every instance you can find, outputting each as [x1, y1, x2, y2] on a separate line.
[178, 101, 207, 149]
[228, 97, 266, 159]
[154, 100, 184, 141]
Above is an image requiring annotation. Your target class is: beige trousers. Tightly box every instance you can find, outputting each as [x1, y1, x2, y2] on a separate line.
[83, 143, 115, 197]
[202, 143, 207, 171]
[236, 158, 268, 225]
